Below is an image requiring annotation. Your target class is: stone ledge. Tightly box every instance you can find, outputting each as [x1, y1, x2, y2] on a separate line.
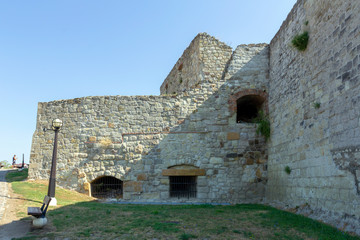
[162, 169, 206, 176]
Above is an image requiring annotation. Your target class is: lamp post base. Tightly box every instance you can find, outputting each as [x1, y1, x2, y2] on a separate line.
[49, 197, 57, 206]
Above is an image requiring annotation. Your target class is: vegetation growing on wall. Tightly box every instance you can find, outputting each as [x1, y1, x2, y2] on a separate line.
[313, 102, 321, 109]
[285, 166, 292, 175]
[292, 31, 309, 51]
[255, 110, 270, 141]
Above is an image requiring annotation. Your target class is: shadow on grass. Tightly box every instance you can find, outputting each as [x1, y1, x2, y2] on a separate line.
[10, 201, 360, 240]
[5, 168, 359, 239]
[5, 169, 28, 183]
[0, 217, 32, 240]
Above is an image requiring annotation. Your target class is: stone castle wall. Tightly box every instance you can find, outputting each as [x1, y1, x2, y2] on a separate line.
[28, 0, 360, 233]
[267, 0, 360, 233]
[160, 33, 232, 95]
[29, 42, 270, 204]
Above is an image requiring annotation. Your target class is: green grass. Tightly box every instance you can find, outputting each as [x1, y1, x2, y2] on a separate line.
[5, 168, 28, 182]
[7, 171, 360, 240]
[179, 233, 198, 239]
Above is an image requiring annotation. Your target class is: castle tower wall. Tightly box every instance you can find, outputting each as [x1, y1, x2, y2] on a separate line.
[160, 33, 232, 95]
[267, 0, 360, 232]
[29, 39, 270, 204]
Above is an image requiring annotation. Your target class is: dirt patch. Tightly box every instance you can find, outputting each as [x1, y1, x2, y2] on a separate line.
[0, 182, 31, 240]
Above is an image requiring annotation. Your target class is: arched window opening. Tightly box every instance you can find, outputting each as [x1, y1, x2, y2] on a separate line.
[237, 95, 265, 123]
[91, 176, 123, 199]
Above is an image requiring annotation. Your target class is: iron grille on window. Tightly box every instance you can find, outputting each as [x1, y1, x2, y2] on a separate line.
[169, 176, 197, 198]
[91, 176, 123, 199]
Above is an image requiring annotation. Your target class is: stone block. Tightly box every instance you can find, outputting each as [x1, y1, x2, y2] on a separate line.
[197, 177, 207, 186]
[256, 158, 267, 164]
[160, 178, 169, 185]
[160, 191, 169, 199]
[83, 182, 90, 191]
[137, 173, 147, 181]
[89, 136, 96, 142]
[78, 172, 86, 178]
[123, 192, 131, 200]
[142, 192, 160, 199]
[246, 158, 254, 165]
[198, 187, 209, 193]
[162, 169, 206, 176]
[210, 157, 223, 164]
[256, 168, 262, 178]
[124, 181, 142, 192]
[197, 193, 208, 199]
[227, 132, 240, 140]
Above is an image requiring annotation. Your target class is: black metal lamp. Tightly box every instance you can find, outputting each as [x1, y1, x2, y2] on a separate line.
[47, 119, 62, 205]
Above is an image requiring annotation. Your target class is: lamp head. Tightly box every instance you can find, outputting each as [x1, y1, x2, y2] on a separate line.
[52, 119, 63, 130]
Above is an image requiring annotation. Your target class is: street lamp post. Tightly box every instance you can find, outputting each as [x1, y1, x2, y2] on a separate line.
[47, 119, 62, 206]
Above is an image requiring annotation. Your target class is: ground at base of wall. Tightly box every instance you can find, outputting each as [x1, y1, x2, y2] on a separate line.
[267, 201, 360, 236]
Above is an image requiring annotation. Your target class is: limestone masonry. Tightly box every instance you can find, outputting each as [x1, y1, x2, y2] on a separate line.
[29, 0, 360, 234]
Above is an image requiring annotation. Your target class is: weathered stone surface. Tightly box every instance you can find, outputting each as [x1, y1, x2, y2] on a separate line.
[27, 1, 360, 234]
[227, 132, 240, 140]
[137, 173, 147, 181]
[209, 157, 223, 164]
[83, 182, 90, 191]
[266, 0, 360, 235]
[124, 181, 142, 193]
[162, 169, 206, 176]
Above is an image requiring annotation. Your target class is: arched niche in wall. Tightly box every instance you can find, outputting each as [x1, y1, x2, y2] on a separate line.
[228, 89, 268, 123]
[90, 176, 123, 199]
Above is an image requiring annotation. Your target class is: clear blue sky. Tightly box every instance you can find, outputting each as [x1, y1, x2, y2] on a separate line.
[0, 0, 297, 164]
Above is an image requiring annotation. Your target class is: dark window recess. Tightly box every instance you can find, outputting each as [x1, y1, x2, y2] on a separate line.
[169, 176, 197, 198]
[237, 95, 265, 123]
[91, 176, 123, 199]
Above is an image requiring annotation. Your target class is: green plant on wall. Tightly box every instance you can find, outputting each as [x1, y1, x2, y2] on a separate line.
[292, 31, 309, 51]
[313, 102, 321, 109]
[254, 110, 270, 141]
[285, 166, 292, 174]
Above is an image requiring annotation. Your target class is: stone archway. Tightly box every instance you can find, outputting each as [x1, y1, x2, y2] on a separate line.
[90, 176, 123, 199]
[228, 89, 268, 123]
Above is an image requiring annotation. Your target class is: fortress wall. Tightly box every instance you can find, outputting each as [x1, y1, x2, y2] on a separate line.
[267, 0, 360, 231]
[160, 33, 232, 95]
[224, 44, 269, 91]
[29, 53, 269, 203]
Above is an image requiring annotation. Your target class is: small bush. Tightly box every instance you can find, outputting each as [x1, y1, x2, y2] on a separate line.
[285, 166, 292, 175]
[313, 102, 321, 109]
[0, 160, 11, 168]
[254, 110, 271, 141]
[292, 31, 309, 51]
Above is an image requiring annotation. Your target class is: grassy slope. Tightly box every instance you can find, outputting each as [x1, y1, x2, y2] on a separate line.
[7, 170, 360, 240]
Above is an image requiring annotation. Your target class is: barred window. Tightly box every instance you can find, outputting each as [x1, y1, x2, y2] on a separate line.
[91, 176, 123, 199]
[169, 176, 197, 198]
